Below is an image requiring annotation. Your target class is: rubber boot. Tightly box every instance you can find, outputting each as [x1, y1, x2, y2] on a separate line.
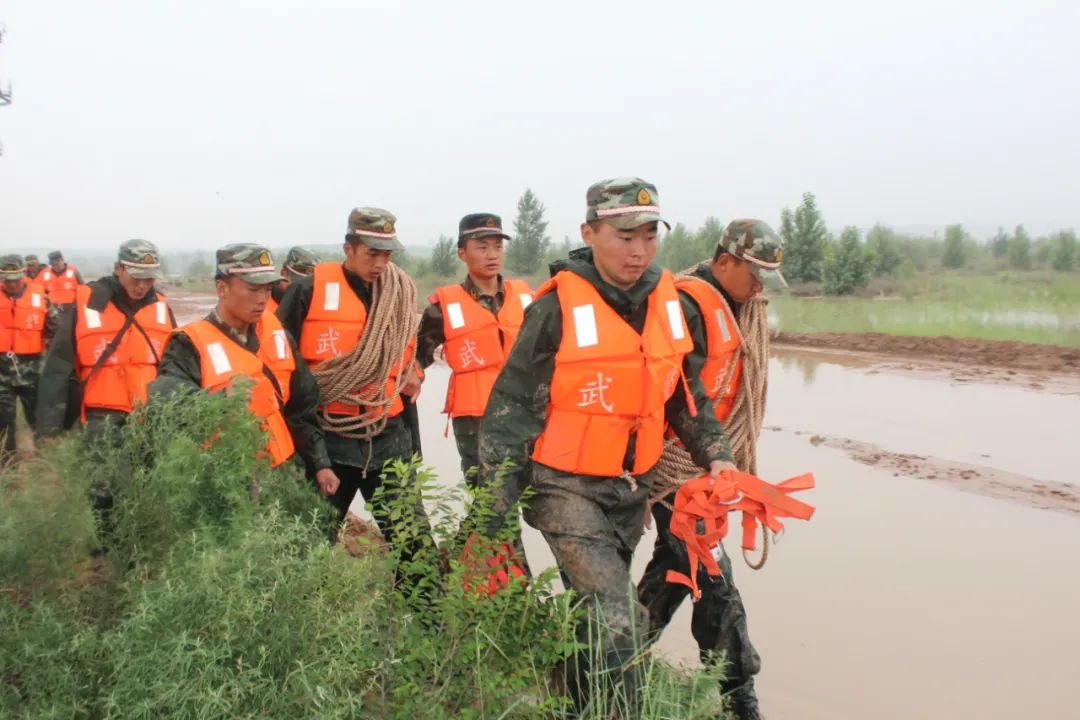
[727, 678, 763, 720]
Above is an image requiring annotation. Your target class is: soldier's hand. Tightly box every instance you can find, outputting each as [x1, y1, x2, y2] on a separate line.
[401, 372, 421, 401]
[315, 468, 341, 497]
[708, 459, 737, 487]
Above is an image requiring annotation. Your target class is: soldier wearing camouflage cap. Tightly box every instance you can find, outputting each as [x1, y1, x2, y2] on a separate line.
[416, 212, 533, 485]
[474, 178, 736, 717]
[635, 217, 786, 720]
[39, 250, 84, 309]
[0, 255, 59, 462]
[24, 255, 43, 281]
[268, 246, 320, 312]
[276, 207, 434, 580]
[149, 244, 340, 500]
[37, 239, 176, 550]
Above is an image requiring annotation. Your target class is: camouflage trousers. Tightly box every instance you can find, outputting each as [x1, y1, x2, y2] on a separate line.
[451, 416, 480, 487]
[637, 496, 761, 695]
[0, 353, 42, 460]
[523, 464, 655, 719]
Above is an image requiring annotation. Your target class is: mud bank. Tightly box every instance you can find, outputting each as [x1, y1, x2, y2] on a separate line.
[773, 331, 1080, 376]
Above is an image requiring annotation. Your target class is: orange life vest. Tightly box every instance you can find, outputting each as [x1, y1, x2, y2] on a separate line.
[182, 314, 296, 468]
[0, 283, 47, 355]
[435, 279, 533, 418]
[40, 265, 81, 305]
[676, 276, 743, 422]
[299, 262, 415, 421]
[530, 270, 694, 477]
[74, 286, 174, 415]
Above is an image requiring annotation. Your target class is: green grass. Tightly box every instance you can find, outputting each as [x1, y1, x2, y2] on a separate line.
[772, 270, 1080, 346]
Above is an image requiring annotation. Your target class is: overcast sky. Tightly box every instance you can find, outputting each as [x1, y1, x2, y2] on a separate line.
[1, 0, 1077, 252]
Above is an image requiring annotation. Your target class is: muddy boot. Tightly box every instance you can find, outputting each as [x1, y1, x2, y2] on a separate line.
[726, 679, 763, 720]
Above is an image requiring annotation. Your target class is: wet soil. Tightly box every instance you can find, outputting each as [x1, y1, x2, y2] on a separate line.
[774, 331, 1080, 376]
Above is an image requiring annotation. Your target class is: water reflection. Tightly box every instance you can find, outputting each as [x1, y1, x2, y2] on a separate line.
[775, 352, 821, 385]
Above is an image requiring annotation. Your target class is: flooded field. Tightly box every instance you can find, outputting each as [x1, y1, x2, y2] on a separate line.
[412, 354, 1079, 720]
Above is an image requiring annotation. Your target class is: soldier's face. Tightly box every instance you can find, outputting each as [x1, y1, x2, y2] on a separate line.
[581, 220, 659, 290]
[115, 265, 156, 301]
[50, 259, 65, 273]
[713, 253, 762, 303]
[343, 241, 392, 284]
[457, 237, 504, 280]
[218, 277, 272, 325]
[2, 279, 24, 295]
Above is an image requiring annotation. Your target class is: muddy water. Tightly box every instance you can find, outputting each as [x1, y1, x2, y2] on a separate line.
[411, 357, 1080, 720]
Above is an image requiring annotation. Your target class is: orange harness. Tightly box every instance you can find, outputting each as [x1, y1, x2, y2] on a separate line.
[666, 470, 816, 600]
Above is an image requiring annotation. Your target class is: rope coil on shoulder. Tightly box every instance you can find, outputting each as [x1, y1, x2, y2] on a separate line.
[310, 263, 418, 440]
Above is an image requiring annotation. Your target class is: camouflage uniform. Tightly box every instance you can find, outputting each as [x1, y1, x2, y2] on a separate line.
[0, 255, 59, 460]
[272, 246, 319, 304]
[637, 220, 785, 720]
[276, 208, 434, 562]
[416, 212, 513, 484]
[148, 244, 332, 473]
[478, 179, 733, 718]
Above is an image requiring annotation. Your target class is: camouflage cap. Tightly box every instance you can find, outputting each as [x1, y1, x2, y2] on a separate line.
[24, 254, 39, 265]
[585, 177, 670, 231]
[47, 250, 63, 262]
[283, 246, 319, 276]
[117, 238, 164, 280]
[718, 219, 787, 288]
[345, 207, 402, 251]
[0, 254, 27, 281]
[458, 212, 511, 244]
[216, 243, 280, 285]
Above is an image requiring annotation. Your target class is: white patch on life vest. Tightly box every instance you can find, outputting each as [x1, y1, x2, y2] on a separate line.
[666, 300, 685, 340]
[446, 302, 465, 330]
[206, 341, 232, 375]
[572, 304, 599, 348]
[519, 293, 532, 309]
[273, 329, 288, 359]
[31, 294, 42, 308]
[83, 307, 102, 329]
[324, 282, 340, 312]
[66, 269, 75, 279]
[716, 309, 731, 343]
[156, 301, 167, 325]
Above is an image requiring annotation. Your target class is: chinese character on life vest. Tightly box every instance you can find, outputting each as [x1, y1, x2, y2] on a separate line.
[92, 338, 110, 363]
[316, 327, 341, 356]
[576, 372, 614, 413]
[457, 338, 485, 368]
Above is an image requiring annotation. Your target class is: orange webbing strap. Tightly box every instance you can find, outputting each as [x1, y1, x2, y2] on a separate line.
[460, 533, 527, 597]
[666, 470, 815, 600]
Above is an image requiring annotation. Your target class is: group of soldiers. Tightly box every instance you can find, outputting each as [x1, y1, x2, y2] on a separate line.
[1, 176, 787, 719]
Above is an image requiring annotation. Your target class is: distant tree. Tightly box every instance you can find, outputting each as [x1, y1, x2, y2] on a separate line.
[822, 226, 870, 296]
[865, 224, 902, 276]
[1049, 230, 1077, 272]
[545, 234, 583, 266]
[784, 192, 828, 283]
[430, 235, 457, 277]
[697, 216, 725, 258]
[990, 227, 1009, 258]
[507, 189, 551, 274]
[1007, 224, 1032, 270]
[658, 223, 698, 272]
[942, 224, 968, 269]
[187, 258, 213, 278]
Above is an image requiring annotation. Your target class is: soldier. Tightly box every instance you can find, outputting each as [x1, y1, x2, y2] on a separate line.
[149, 244, 340, 497]
[269, 246, 319, 314]
[637, 220, 786, 720]
[37, 239, 176, 440]
[416, 213, 532, 484]
[477, 178, 735, 718]
[276, 208, 434, 569]
[23, 255, 44, 281]
[39, 250, 85, 309]
[0, 255, 58, 462]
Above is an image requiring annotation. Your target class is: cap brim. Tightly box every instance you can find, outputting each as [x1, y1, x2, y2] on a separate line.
[350, 235, 404, 252]
[460, 230, 512, 241]
[0, 272, 25, 281]
[125, 267, 163, 280]
[751, 265, 788, 290]
[602, 213, 671, 232]
[232, 270, 282, 285]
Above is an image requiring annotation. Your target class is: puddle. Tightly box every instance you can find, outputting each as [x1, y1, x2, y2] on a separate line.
[409, 361, 1079, 720]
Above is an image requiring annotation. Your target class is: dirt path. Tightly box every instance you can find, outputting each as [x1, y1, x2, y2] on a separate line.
[774, 331, 1080, 376]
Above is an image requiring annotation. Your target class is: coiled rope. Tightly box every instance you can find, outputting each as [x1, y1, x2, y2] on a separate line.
[310, 263, 418, 440]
